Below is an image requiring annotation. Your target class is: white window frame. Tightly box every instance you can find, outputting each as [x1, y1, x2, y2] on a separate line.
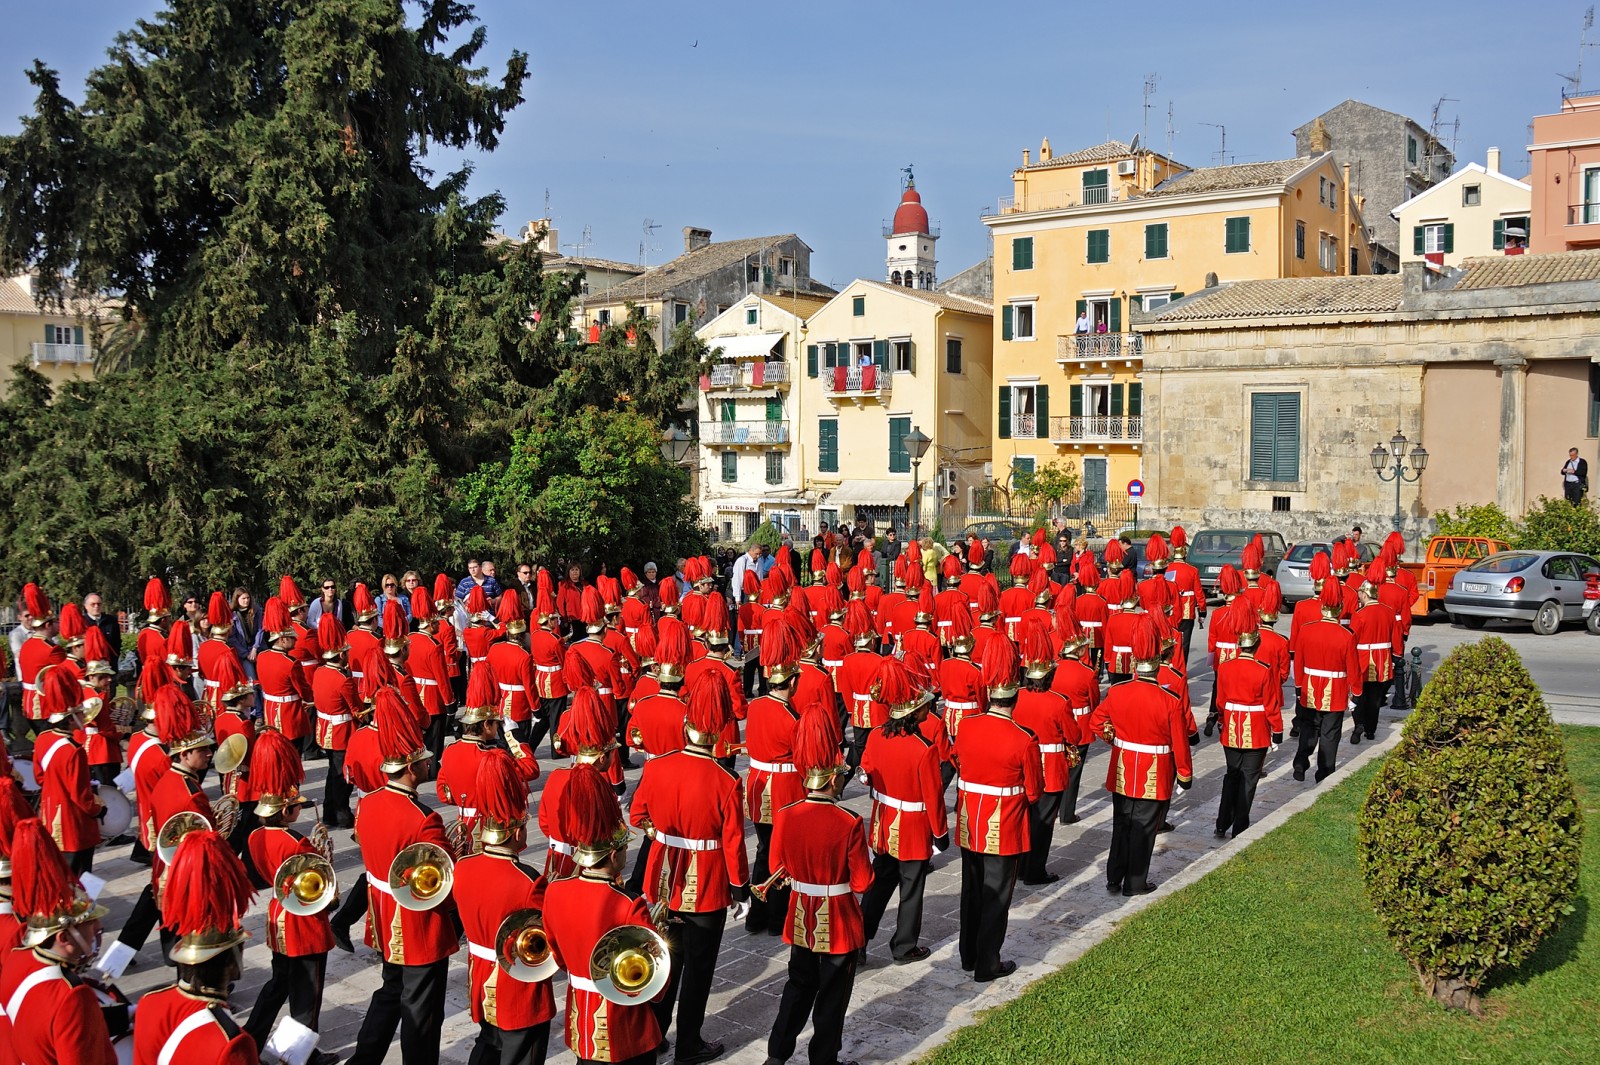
[1011, 300, 1036, 341]
[1462, 183, 1481, 207]
[1010, 384, 1038, 438]
[891, 338, 913, 373]
[46, 324, 74, 345]
[1141, 292, 1173, 311]
[1422, 223, 1449, 254]
[745, 307, 758, 325]
[1583, 166, 1600, 224]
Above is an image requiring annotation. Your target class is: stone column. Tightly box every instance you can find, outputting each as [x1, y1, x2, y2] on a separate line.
[1495, 354, 1528, 515]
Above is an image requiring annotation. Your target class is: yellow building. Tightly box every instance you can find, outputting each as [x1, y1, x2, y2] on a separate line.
[798, 279, 992, 535]
[1, 273, 109, 398]
[983, 139, 1373, 514]
[1391, 149, 1531, 269]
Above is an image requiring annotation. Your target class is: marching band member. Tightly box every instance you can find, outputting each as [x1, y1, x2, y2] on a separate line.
[1351, 558, 1403, 745]
[487, 590, 539, 748]
[76, 626, 123, 788]
[17, 583, 65, 727]
[742, 616, 806, 936]
[1014, 623, 1076, 885]
[257, 597, 314, 751]
[529, 579, 571, 758]
[1291, 581, 1363, 783]
[197, 592, 235, 710]
[32, 668, 102, 874]
[0, 773, 33, 954]
[539, 687, 617, 882]
[408, 589, 456, 768]
[312, 614, 361, 829]
[1212, 599, 1283, 839]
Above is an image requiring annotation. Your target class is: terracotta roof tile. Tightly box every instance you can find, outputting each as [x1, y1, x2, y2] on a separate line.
[1145, 276, 1405, 322]
[1450, 250, 1600, 290]
[581, 235, 825, 304]
[1022, 140, 1134, 170]
[854, 280, 992, 315]
[1142, 157, 1312, 198]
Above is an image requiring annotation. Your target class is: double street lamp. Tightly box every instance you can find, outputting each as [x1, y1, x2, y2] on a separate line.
[906, 426, 932, 538]
[661, 425, 694, 466]
[1370, 429, 1429, 534]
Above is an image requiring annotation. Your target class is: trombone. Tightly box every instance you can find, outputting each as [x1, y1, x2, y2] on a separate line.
[388, 841, 455, 911]
[494, 907, 558, 982]
[275, 852, 338, 916]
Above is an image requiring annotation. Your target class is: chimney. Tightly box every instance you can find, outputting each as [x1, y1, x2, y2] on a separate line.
[1022, 149, 1031, 166]
[684, 227, 712, 253]
[1486, 146, 1501, 174]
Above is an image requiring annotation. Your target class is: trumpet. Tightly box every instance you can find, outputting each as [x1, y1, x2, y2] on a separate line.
[444, 816, 475, 860]
[155, 809, 211, 864]
[388, 841, 455, 911]
[275, 852, 338, 916]
[751, 866, 791, 903]
[494, 907, 558, 982]
[589, 923, 672, 1006]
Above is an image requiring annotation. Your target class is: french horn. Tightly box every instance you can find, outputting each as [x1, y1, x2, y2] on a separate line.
[214, 732, 249, 776]
[275, 852, 338, 916]
[108, 695, 140, 730]
[494, 907, 558, 982]
[388, 841, 454, 911]
[211, 795, 242, 839]
[155, 809, 211, 864]
[589, 923, 672, 1006]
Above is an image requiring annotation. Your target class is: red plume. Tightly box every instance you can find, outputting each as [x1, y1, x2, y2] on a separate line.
[792, 706, 842, 778]
[165, 621, 194, 665]
[143, 577, 172, 616]
[974, 581, 999, 617]
[475, 748, 529, 829]
[263, 596, 290, 636]
[1022, 619, 1055, 668]
[317, 614, 348, 657]
[556, 763, 623, 849]
[1103, 539, 1125, 565]
[563, 651, 596, 692]
[1131, 615, 1161, 662]
[22, 582, 51, 621]
[10, 818, 75, 921]
[1145, 534, 1169, 565]
[465, 662, 498, 709]
[154, 686, 203, 745]
[1319, 579, 1345, 608]
[1008, 552, 1033, 579]
[1218, 565, 1244, 597]
[383, 599, 408, 645]
[981, 632, 1020, 691]
[846, 567, 865, 598]
[562, 687, 616, 751]
[1170, 526, 1188, 550]
[658, 577, 680, 610]
[1258, 579, 1283, 617]
[871, 656, 922, 707]
[844, 599, 873, 640]
[278, 576, 306, 608]
[700, 593, 730, 637]
[206, 592, 231, 632]
[252, 730, 305, 800]
[161, 829, 255, 937]
[432, 573, 454, 605]
[655, 618, 690, 671]
[139, 658, 179, 706]
[410, 587, 434, 622]
[1230, 595, 1260, 636]
[742, 570, 761, 598]
[966, 541, 985, 568]
[376, 688, 425, 765]
[620, 567, 639, 593]
[0, 778, 34, 862]
[760, 614, 805, 670]
[354, 582, 379, 618]
[685, 669, 732, 736]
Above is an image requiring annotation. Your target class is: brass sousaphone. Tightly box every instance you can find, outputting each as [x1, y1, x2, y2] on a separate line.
[494, 907, 559, 982]
[388, 841, 454, 911]
[275, 852, 338, 916]
[155, 809, 211, 864]
[590, 922, 672, 1006]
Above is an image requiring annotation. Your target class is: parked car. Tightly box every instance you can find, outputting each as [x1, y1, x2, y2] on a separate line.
[1275, 539, 1379, 604]
[1189, 529, 1288, 597]
[1444, 550, 1600, 635]
[1398, 536, 1511, 616]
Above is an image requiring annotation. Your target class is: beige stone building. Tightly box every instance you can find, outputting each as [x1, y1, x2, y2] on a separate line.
[1133, 252, 1600, 543]
[1391, 150, 1531, 269]
[0, 273, 114, 398]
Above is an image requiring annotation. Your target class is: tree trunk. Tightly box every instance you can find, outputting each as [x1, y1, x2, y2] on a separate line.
[1418, 968, 1484, 1016]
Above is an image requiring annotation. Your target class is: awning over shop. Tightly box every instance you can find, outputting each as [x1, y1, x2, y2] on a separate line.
[828, 479, 913, 507]
[705, 332, 785, 360]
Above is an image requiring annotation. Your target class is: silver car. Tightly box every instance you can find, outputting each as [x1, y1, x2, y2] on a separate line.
[1444, 550, 1600, 635]
[1276, 540, 1379, 604]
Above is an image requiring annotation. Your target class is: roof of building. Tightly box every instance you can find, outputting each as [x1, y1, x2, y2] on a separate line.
[1291, 99, 1435, 137]
[853, 279, 991, 315]
[891, 182, 931, 235]
[1389, 162, 1531, 219]
[1021, 140, 1134, 171]
[759, 293, 833, 316]
[1146, 275, 1406, 321]
[0, 275, 109, 318]
[582, 234, 820, 304]
[1142, 156, 1318, 198]
[1451, 250, 1600, 290]
[546, 254, 646, 276]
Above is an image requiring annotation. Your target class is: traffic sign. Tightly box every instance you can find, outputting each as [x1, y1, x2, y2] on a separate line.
[1127, 478, 1145, 501]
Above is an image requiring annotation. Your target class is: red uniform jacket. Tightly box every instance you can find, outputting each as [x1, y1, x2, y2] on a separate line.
[1294, 619, 1363, 713]
[875, 592, 907, 645]
[629, 673, 660, 711]
[0, 947, 117, 1065]
[1074, 592, 1109, 650]
[1013, 690, 1074, 792]
[196, 637, 232, 709]
[535, 766, 577, 880]
[75, 697, 122, 769]
[542, 873, 662, 1062]
[603, 630, 640, 702]
[836, 649, 883, 729]
[936, 656, 985, 738]
[356, 784, 459, 966]
[568, 637, 622, 702]
[438, 618, 462, 681]
[898, 627, 943, 672]
[1157, 663, 1198, 738]
[247, 826, 335, 956]
[149, 766, 214, 900]
[968, 624, 1001, 667]
[1289, 596, 1324, 651]
[436, 738, 538, 827]
[462, 625, 496, 675]
[1352, 602, 1401, 683]
[407, 632, 452, 717]
[19, 638, 66, 720]
[1214, 655, 1285, 750]
[256, 647, 312, 740]
[528, 630, 570, 701]
[127, 730, 168, 848]
[952, 713, 1042, 856]
[344, 724, 386, 795]
[743, 694, 802, 825]
[131, 985, 257, 1065]
[629, 751, 748, 911]
[136, 624, 166, 672]
[214, 710, 259, 803]
[487, 640, 537, 724]
[555, 580, 584, 624]
[859, 727, 947, 860]
[1167, 561, 1206, 620]
[792, 663, 836, 722]
[770, 796, 874, 953]
[998, 586, 1034, 642]
[348, 627, 381, 682]
[629, 692, 687, 759]
[1376, 581, 1412, 641]
[1257, 627, 1291, 697]
[1090, 677, 1194, 801]
[1103, 608, 1146, 675]
[311, 663, 358, 752]
[453, 848, 557, 1031]
[393, 667, 430, 728]
[1048, 657, 1101, 746]
[1209, 603, 1241, 667]
[34, 728, 100, 852]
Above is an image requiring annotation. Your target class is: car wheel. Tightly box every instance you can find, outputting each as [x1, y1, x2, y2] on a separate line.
[1588, 609, 1600, 635]
[1532, 600, 1563, 636]
[1451, 613, 1485, 629]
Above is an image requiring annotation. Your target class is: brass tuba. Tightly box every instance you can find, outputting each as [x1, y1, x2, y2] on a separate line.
[494, 907, 558, 982]
[155, 809, 211, 864]
[388, 841, 454, 911]
[275, 852, 338, 916]
[589, 923, 672, 1006]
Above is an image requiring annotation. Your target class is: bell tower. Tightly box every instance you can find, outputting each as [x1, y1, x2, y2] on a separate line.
[885, 168, 938, 290]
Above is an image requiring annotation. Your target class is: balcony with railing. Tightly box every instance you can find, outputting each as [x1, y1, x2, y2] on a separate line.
[700, 360, 790, 391]
[1010, 413, 1036, 438]
[31, 342, 93, 366]
[1567, 202, 1600, 229]
[824, 364, 891, 402]
[700, 420, 791, 446]
[1049, 414, 1143, 444]
[1056, 333, 1144, 361]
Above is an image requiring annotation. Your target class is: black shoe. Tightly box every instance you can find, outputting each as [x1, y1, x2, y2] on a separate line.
[309, 1052, 341, 1065]
[1106, 881, 1121, 894]
[1289, 726, 1300, 738]
[976, 960, 1017, 982]
[130, 849, 153, 868]
[1021, 873, 1061, 886]
[894, 946, 931, 963]
[676, 1040, 725, 1065]
[744, 920, 766, 936]
[1061, 814, 1082, 825]
[621, 756, 640, 770]
[331, 924, 354, 954]
[1122, 881, 1157, 897]
[1350, 730, 1362, 745]
[1158, 821, 1175, 833]
[1213, 828, 1228, 839]
[959, 957, 975, 971]
[1292, 767, 1306, 781]
[1366, 731, 1376, 740]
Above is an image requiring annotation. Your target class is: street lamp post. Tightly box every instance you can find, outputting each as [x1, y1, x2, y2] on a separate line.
[905, 426, 932, 539]
[661, 425, 693, 466]
[1370, 428, 1429, 535]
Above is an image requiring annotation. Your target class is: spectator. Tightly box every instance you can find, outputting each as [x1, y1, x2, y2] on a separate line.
[881, 527, 903, 565]
[455, 559, 502, 601]
[674, 559, 692, 596]
[82, 591, 122, 666]
[640, 562, 663, 618]
[557, 563, 585, 641]
[306, 579, 348, 627]
[229, 586, 265, 682]
[756, 545, 776, 578]
[181, 592, 206, 640]
[918, 535, 948, 585]
[511, 563, 536, 612]
[730, 545, 763, 603]
[1118, 534, 1142, 577]
[1562, 447, 1589, 504]
[1349, 524, 1364, 545]
[1075, 309, 1091, 335]
[375, 572, 412, 621]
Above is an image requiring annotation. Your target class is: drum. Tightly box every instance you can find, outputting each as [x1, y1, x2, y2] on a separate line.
[96, 785, 133, 840]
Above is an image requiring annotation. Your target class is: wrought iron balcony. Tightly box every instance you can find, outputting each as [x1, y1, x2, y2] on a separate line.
[701, 360, 790, 390]
[1049, 414, 1143, 444]
[700, 421, 791, 446]
[825, 365, 890, 400]
[1057, 333, 1144, 360]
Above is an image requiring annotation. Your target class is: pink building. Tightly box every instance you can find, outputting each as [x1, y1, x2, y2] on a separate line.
[1529, 92, 1600, 252]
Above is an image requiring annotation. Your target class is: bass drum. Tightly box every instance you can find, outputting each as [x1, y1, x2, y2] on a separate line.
[96, 785, 134, 840]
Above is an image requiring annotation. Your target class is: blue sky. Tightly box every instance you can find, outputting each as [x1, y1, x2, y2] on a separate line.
[0, 1, 1590, 285]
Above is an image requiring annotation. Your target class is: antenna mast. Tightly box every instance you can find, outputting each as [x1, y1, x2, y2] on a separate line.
[1561, 6, 1597, 97]
[1198, 122, 1227, 166]
[639, 217, 661, 267]
[1141, 73, 1159, 148]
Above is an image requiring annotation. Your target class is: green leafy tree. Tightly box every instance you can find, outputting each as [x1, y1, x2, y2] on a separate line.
[1515, 495, 1600, 556]
[1011, 458, 1080, 520]
[1432, 503, 1520, 543]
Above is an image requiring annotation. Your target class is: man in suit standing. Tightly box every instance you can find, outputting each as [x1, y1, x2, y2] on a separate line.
[1563, 447, 1589, 504]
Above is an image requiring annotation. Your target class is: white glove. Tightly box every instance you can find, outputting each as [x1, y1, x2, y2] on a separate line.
[730, 900, 751, 923]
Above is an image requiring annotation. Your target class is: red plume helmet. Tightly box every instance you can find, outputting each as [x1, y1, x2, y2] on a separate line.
[558, 763, 627, 868]
[915, 584, 935, 622]
[383, 599, 409, 653]
[263, 596, 292, 640]
[37, 667, 82, 724]
[1365, 556, 1387, 589]
[1170, 526, 1188, 552]
[966, 540, 985, 570]
[742, 569, 761, 600]
[162, 828, 255, 962]
[940, 594, 973, 648]
[0, 777, 33, 874]
[700, 593, 731, 645]
[206, 592, 231, 637]
[460, 664, 499, 725]
[1008, 552, 1033, 580]
[759, 614, 805, 685]
[56, 602, 87, 647]
[844, 599, 874, 645]
[376, 688, 428, 773]
[1131, 614, 1162, 671]
[278, 576, 306, 609]
[1217, 565, 1244, 598]
[632, 624, 658, 665]
[872, 656, 929, 719]
[654, 617, 691, 683]
[498, 587, 527, 634]
[432, 574, 454, 609]
[793, 706, 844, 789]
[410, 587, 435, 623]
[353, 582, 379, 623]
[1310, 551, 1332, 584]
[1022, 619, 1056, 678]
[475, 748, 530, 843]
[981, 630, 1021, 697]
[13, 817, 105, 943]
[658, 576, 680, 613]
[620, 567, 640, 594]
[846, 566, 866, 599]
[82, 625, 114, 677]
[1145, 533, 1169, 567]
[143, 577, 173, 622]
[684, 669, 732, 746]
[560, 687, 616, 763]
[251, 730, 306, 813]
[975, 580, 1000, 620]
[155, 685, 209, 750]
[1076, 557, 1100, 589]
[1231, 595, 1261, 646]
[809, 549, 825, 574]
[824, 562, 842, 588]
[941, 552, 963, 583]
[1103, 539, 1125, 568]
[317, 614, 349, 661]
[165, 620, 195, 667]
[1320, 578, 1345, 610]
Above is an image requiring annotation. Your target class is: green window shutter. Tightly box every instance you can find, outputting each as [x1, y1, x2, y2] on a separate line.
[1069, 384, 1083, 416]
[1493, 219, 1506, 250]
[1012, 237, 1034, 270]
[1087, 229, 1109, 263]
[1413, 226, 1426, 255]
[1442, 223, 1455, 253]
[73, 326, 83, 345]
[818, 421, 838, 473]
[889, 417, 910, 473]
[852, 295, 865, 316]
[1249, 395, 1276, 481]
[1109, 297, 1121, 333]
[1001, 305, 1014, 341]
[1168, 291, 1183, 302]
[872, 339, 887, 367]
[1110, 383, 1124, 416]
[722, 451, 737, 482]
[1225, 217, 1251, 253]
[1129, 295, 1143, 312]
[720, 400, 735, 422]
[807, 344, 818, 378]
[998, 387, 1012, 439]
[1034, 384, 1050, 439]
[1129, 382, 1143, 417]
[1075, 299, 1087, 320]
[1275, 395, 1301, 480]
[766, 398, 782, 421]
[1145, 223, 1168, 259]
[1249, 393, 1302, 482]
[906, 339, 916, 375]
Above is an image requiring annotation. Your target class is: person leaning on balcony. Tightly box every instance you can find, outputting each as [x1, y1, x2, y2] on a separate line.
[1075, 310, 1090, 334]
[1094, 318, 1108, 334]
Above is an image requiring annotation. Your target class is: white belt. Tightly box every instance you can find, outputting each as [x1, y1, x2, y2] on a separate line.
[352, 670, 365, 680]
[547, 839, 573, 856]
[1215, 642, 1237, 650]
[654, 832, 719, 851]
[263, 693, 299, 703]
[596, 687, 612, 695]
[368, 877, 395, 897]
[1181, 591, 1195, 597]
[415, 678, 440, 688]
[317, 712, 353, 725]
[869, 789, 925, 812]
[21, 682, 36, 692]
[822, 659, 842, 669]
[158, 1006, 219, 1065]
[749, 759, 796, 773]
[1112, 738, 1171, 755]
[945, 700, 978, 710]
[1072, 706, 1093, 718]
[467, 940, 496, 963]
[957, 778, 1023, 797]
[499, 684, 526, 693]
[789, 880, 852, 897]
[1111, 645, 1132, 654]
[470, 656, 487, 664]
[1357, 643, 1391, 651]
[1004, 616, 1021, 624]
[203, 679, 220, 688]
[1224, 703, 1266, 713]
[745, 628, 763, 636]
[1305, 668, 1347, 679]
[459, 807, 477, 818]
[1080, 621, 1102, 628]
[568, 974, 600, 994]
[851, 694, 872, 702]
[0, 902, 9, 915]
[535, 664, 562, 673]
[1039, 743, 1067, 753]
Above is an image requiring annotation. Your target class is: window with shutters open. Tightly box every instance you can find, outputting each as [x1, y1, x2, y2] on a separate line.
[1415, 223, 1454, 255]
[1010, 302, 1035, 340]
[818, 420, 839, 472]
[1494, 216, 1528, 250]
[888, 417, 911, 473]
[1249, 393, 1301, 483]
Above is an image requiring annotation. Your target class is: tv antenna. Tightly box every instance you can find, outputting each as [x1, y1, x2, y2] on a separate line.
[1559, 6, 1597, 96]
[1198, 122, 1227, 165]
[562, 225, 594, 258]
[1427, 96, 1458, 176]
[639, 217, 661, 266]
[1165, 101, 1175, 165]
[1141, 73, 1159, 148]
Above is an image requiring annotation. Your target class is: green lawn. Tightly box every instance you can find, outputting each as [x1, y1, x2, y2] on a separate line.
[926, 726, 1599, 1065]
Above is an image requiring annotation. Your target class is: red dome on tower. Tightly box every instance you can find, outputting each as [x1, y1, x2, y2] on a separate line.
[891, 181, 930, 236]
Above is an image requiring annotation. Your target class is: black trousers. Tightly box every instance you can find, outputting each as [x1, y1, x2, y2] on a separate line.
[742, 656, 765, 700]
[615, 698, 635, 765]
[652, 908, 725, 1055]
[1060, 743, 1091, 822]
[1178, 617, 1196, 668]
[228, 806, 259, 857]
[1107, 793, 1166, 895]
[1293, 710, 1345, 782]
[324, 749, 353, 822]
[1353, 681, 1389, 737]
[244, 951, 327, 1047]
[347, 958, 449, 1065]
[578, 1052, 656, 1065]
[1021, 792, 1063, 881]
[66, 847, 94, 876]
[117, 882, 160, 952]
[766, 946, 857, 1065]
[859, 851, 928, 959]
[467, 1019, 551, 1065]
[845, 724, 870, 775]
[424, 715, 447, 770]
[332, 871, 370, 934]
[1215, 747, 1268, 837]
[624, 836, 654, 896]
[958, 850, 1018, 980]
[745, 822, 789, 935]
[535, 696, 565, 758]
